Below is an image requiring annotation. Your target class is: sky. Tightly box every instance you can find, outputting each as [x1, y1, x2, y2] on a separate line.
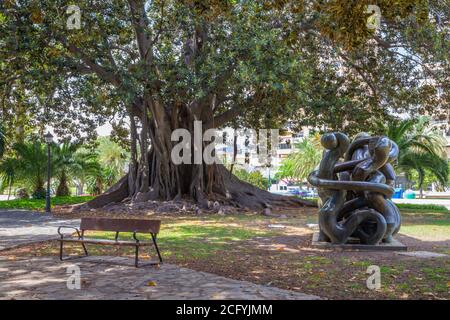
[96, 122, 113, 137]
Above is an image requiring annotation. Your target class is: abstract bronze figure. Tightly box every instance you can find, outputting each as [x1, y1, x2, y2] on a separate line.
[308, 132, 401, 245]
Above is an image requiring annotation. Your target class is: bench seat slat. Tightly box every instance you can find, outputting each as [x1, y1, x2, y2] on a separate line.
[59, 238, 154, 246]
[80, 217, 161, 234]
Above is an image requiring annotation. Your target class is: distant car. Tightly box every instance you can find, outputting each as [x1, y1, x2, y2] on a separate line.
[306, 190, 318, 198]
[269, 185, 292, 195]
[269, 185, 315, 197]
[286, 186, 310, 197]
[287, 186, 301, 195]
[298, 190, 310, 197]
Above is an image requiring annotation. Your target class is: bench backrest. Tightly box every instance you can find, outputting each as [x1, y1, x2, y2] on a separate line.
[80, 217, 161, 234]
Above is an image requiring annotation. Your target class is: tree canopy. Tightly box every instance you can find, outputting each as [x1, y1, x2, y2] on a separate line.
[1, 1, 448, 135]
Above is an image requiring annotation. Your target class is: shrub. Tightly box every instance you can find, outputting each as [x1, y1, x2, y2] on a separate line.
[31, 187, 46, 199]
[56, 183, 70, 196]
[15, 188, 29, 199]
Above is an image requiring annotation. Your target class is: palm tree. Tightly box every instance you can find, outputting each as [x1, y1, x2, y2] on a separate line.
[72, 137, 128, 195]
[383, 117, 448, 198]
[86, 169, 105, 195]
[13, 141, 48, 198]
[400, 152, 448, 197]
[52, 142, 102, 196]
[0, 158, 16, 199]
[277, 134, 322, 183]
[52, 142, 78, 196]
[71, 151, 102, 195]
[275, 158, 296, 182]
[96, 137, 129, 188]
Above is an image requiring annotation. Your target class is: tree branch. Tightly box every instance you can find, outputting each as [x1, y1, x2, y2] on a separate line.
[212, 107, 241, 128]
[127, 0, 153, 64]
[338, 52, 379, 102]
[64, 42, 122, 87]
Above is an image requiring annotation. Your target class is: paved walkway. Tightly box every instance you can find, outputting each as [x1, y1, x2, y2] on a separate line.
[0, 256, 320, 300]
[0, 210, 80, 250]
[0, 195, 15, 201]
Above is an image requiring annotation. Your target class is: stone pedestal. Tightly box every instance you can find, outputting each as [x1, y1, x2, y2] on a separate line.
[311, 232, 407, 251]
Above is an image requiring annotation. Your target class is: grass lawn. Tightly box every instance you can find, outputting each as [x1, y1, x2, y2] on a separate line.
[395, 203, 449, 213]
[2, 207, 449, 300]
[296, 197, 449, 214]
[0, 196, 95, 211]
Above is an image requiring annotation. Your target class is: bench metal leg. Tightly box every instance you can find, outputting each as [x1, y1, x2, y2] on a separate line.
[135, 245, 139, 268]
[59, 240, 64, 261]
[81, 242, 89, 256]
[59, 240, 89, 261]
[151, 233, 163, 263]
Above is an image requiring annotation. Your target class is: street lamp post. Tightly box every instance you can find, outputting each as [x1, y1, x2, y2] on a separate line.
[267, 155, 272, 191]
[44, 132, 53, 214]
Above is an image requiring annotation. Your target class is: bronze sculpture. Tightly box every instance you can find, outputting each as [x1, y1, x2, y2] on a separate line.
[308, 132, 401, 245]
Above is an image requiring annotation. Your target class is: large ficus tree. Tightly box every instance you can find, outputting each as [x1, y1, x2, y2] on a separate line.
[1, 0, 448, 209]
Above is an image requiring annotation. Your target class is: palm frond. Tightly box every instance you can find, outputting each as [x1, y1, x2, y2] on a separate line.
[382, 116, 448, 189]
[277, 136, 322, 182]
[10, 141, 47, 192]
[0, 158, 16, 193]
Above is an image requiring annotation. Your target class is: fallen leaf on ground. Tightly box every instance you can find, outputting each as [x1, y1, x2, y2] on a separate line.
[268, 224, 286, 229]
[146, 281, 157, 286]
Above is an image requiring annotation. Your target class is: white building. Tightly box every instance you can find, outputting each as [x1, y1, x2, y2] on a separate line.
[215, 125, 311, 180]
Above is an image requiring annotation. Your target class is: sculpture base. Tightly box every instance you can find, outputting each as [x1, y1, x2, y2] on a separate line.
[311, 233, 407, 251]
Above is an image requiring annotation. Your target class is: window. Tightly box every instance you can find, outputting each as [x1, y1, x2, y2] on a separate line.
[278, 143, 292, 149]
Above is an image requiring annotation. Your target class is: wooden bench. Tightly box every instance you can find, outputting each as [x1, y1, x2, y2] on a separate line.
[57, 217, 162, 267]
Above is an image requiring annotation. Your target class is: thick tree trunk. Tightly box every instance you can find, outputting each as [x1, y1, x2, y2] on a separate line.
[33, 176, 46, 199]
[127, 112, 138, 198]
[76, 181, 84, 196]
[7, 181, 12, 200]
[56, 171, 70, 196]
[84, 160, 313, 210]
[418, 170, 424, 199]
[82, 101, 314, 211]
